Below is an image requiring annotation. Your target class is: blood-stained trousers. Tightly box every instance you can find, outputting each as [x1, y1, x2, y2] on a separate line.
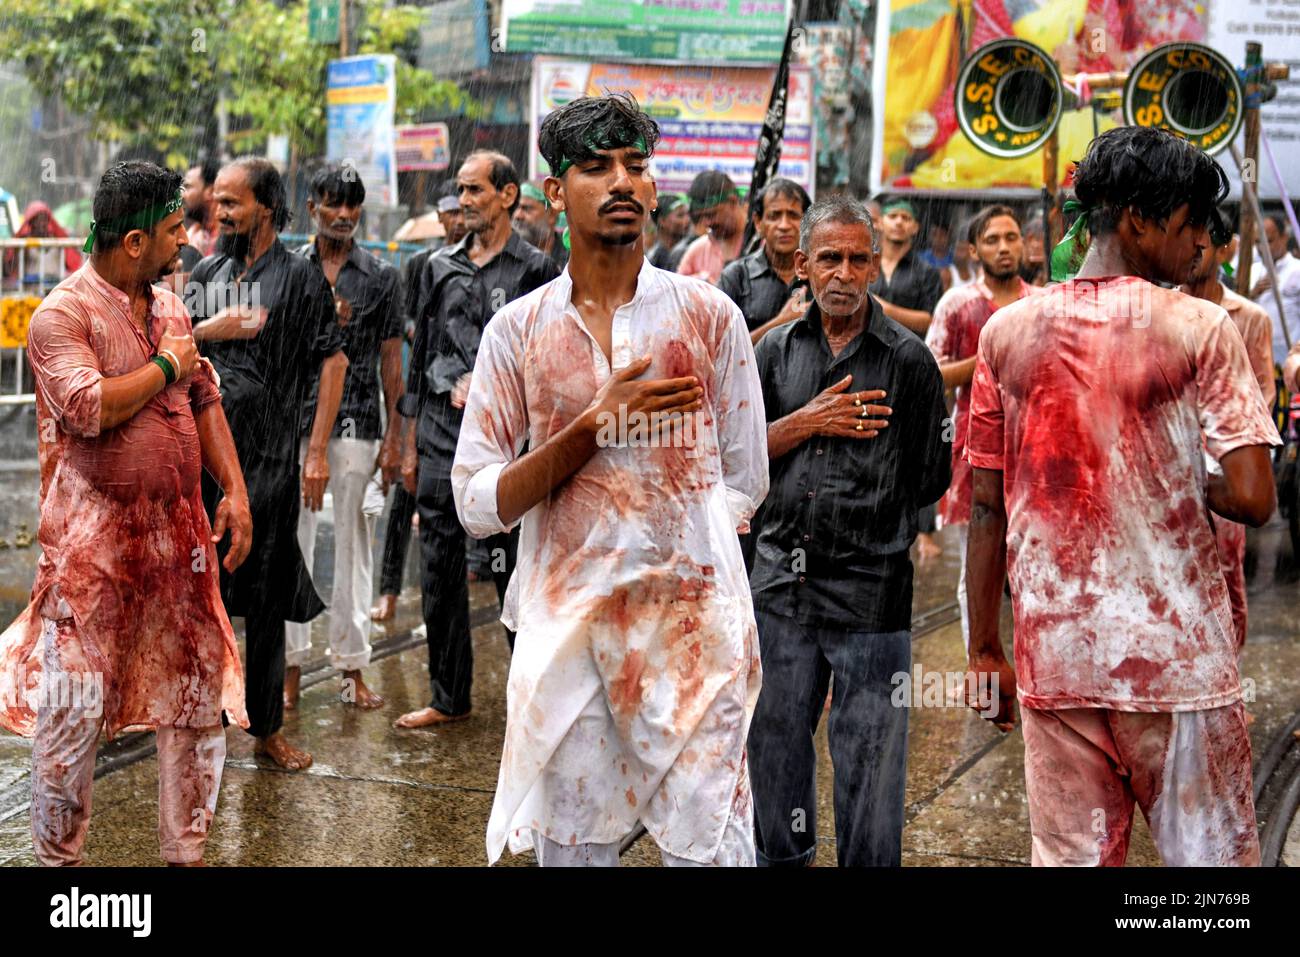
[1020, 704, 1260, 866]
[30, 618, 226, 865]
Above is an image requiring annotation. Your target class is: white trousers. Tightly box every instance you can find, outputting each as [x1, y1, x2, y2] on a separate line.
[31, 618, 226, 865]
[285, 437, 381, 671]
[530, 805, 754, 868]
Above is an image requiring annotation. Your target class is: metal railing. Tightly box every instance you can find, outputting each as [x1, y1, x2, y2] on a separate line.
[0, 237, 83, 404]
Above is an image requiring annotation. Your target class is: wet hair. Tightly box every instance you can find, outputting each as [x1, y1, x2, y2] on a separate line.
[753, 177, 811, 219]
[967, 204, 1021, 245]
[652, 193, 686, 224]
[463, 150, 521, 214]
[1208, 207, 1233, 248]
[800, 196, 880, 256]
[687, 170, 737, 214]
[92, 161, 183, 252]
[310, 161, 366, 207]
[187, 157, 221, 188]
[1071, 126, 1228, 236]
[228, 156, 292, 231]
[1266, 212, 1288, 237]
[538, 93, 660, 180]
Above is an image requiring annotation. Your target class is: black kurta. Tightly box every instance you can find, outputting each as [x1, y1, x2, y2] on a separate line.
[188, 239, 345, 622]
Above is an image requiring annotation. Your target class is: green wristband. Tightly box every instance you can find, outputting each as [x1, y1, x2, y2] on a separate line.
[151, 354, 176, 385]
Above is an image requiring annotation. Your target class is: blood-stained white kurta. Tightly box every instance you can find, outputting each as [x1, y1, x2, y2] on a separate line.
[452, 258, 768, 864]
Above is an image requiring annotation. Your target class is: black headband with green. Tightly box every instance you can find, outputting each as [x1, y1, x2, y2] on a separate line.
[83, 189, 184, 254]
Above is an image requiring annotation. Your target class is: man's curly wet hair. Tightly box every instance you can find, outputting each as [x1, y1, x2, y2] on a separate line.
[539, 94, 661, 177]
[1072, 126, 1228, 236]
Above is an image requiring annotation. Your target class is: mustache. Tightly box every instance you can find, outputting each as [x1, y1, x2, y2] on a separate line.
[600, 196, 643, 215]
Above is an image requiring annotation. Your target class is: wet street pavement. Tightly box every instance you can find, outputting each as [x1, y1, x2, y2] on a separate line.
[0, 459, 1298, 867]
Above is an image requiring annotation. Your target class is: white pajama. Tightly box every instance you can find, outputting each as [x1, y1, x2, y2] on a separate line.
[31, 617, 226, 866]
[286, 436, 381, 671]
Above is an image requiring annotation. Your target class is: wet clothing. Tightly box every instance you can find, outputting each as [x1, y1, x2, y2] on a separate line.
[926, 277, 1033, 528]
[677, 232, 743, 285]
[293, 240, 404, 440]
[967, 277, 1281, 712]
[1210, 284, 1276, 651]
[749, 299, 951, 632]
[405, 232, 559, 474]
[452, 260, 768, 865]
[647, 240, 682, 272]
[1021, 704, 1259, 866]
[404, 231, 558, 711]
[379, 484, 417, 595]
[718, 248, 800, 333]
[0, 262, 246, 740]
[748, 610, 910, 866]
[282, 241, 403, 673]
[30, 618, 227, 865]
[190, 239, 344, 623]
[869, 247, 943, 324]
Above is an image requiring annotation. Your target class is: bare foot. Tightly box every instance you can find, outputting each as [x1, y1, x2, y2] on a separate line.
[342, 670, 384, 709]
[394, 706, 470, 729]
[254, 732, 313, 771]
[283, 666, 300, 711]
[370, 594, 397, 622]
[915, 532, 942, 563]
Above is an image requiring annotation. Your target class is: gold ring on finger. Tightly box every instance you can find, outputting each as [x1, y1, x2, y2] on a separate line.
[853, 398, 862, 406]
[856, 423, 864, 431]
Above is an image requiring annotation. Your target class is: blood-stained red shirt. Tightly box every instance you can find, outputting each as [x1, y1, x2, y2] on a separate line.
[0, 264, 246, 738]
[966, 277, 1280, 712]
[926, 277, 1032, 525]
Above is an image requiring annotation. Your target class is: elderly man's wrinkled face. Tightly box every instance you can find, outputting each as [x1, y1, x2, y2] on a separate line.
[795, 219, 878, 319]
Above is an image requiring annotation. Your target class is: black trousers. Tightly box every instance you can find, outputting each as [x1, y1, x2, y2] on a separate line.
[415, 460, 516, 716]
[379, 484, 417, 596]
[243, 615, 286, 738]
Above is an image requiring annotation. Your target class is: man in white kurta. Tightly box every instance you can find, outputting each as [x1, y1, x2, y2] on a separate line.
[450, 98, 767, 867]
[453, 256, 768, 864]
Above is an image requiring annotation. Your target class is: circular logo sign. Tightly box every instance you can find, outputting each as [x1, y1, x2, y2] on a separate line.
[1123, 42, 1242, 155]
[955, 39, 1062, 159]
[904, 110, 939, 149]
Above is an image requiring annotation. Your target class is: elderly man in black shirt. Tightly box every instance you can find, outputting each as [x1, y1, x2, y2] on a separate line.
[395, 150, 559, 729]
[282, 164, 404, 713]
[719, 177, 811, 345]
[748, 196, 950, 866]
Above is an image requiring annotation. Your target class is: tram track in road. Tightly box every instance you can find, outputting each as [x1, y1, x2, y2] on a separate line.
[0, 602, 501, 826]
[1253, 709, 1300, 866]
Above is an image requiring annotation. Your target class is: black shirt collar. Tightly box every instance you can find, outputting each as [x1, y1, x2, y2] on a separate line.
[304, 238, 375, 275]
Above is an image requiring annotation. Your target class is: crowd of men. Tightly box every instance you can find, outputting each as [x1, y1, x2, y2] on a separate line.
[2, 92, 1297, 868]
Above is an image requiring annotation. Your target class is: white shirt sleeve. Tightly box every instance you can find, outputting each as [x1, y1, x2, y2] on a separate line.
[452, 308, 529, 539]
[712, 298, 769, 531]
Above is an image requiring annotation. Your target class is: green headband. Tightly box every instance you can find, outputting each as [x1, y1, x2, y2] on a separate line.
[553, 136, 649, 177]
[83, 190, 184, 254]
[520, 183, 547, 206]
[1050, 199, 1091, 282]
[882, 199, 916, 218]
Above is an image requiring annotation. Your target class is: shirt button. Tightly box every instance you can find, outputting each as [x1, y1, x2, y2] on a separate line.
[798, 576, 806, 583]
[806, 491, 814, 499]
[815, 448, 824, 456]
[802, 534, 810, 542]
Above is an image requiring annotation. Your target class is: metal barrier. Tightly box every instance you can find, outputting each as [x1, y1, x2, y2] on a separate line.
[0, 234, 431, 405]
[0, 237, 83, 404]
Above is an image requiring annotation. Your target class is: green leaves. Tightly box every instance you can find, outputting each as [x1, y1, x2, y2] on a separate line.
[1, 0, 476, 164]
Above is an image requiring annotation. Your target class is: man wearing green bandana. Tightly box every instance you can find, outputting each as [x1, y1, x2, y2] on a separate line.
[513, 180, 568, 268]
[1, 161, 252, 864]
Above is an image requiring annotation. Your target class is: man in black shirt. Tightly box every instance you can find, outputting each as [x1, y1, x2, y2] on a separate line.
[396, 150, 559, 729]
[646, 193, 689, 270]
[719, 177, 811, 343]
[869, 198, 943, 336]
[283, 164, 404, 712]
[748, 196, 950, 866]
[190, 157, 349, 771]
[869, 197, 945, 559]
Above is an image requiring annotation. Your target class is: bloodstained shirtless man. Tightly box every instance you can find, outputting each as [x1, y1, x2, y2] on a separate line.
[452, 94, 768, 865]
[965, 128, 1279, 866]
[0, 161, 252, 865]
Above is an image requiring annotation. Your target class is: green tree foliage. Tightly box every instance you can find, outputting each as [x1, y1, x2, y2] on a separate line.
[1, 0, 473, 163]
